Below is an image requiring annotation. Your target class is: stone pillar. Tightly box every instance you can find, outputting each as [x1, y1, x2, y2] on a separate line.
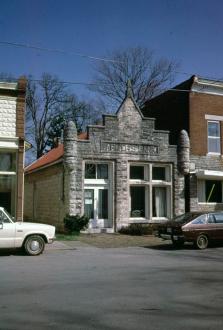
[178, 130, 190, 175]
[175, 130, 190, 215]
[115, 159, 129, 229]
[63, 121, 77, 216]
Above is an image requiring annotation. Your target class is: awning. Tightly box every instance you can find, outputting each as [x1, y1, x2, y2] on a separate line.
[196, 170, 223, 180]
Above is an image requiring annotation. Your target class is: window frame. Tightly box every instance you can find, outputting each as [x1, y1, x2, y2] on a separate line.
[198, 179, 223, 204]
[207, 120, 221, 155]
[129, 163, 172, 221]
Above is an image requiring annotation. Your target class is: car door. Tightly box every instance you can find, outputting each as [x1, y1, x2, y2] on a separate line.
[212, 213, 223, 240]
[0, 210, 16, 248]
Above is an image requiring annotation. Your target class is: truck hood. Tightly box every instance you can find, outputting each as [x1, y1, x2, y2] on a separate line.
[15, 222, 55, 235]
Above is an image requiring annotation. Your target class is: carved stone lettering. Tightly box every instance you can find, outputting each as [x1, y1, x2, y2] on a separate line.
[100, 141, 159, 155]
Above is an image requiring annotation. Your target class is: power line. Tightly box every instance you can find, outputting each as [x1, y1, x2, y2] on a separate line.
[0, 41, 123, 64]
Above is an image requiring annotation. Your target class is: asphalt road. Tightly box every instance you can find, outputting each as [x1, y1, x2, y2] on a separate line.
[0, 241, 223, 330]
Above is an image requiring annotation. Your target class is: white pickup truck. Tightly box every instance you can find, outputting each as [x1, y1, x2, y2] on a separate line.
[0, 207, 55, 256]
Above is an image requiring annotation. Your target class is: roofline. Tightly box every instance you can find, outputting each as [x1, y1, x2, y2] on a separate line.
[25, 158, 63, 175]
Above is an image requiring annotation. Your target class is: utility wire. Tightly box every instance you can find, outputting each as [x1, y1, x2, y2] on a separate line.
[0, 41, 123, 63]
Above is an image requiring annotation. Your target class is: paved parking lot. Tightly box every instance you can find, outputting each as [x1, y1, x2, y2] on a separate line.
[1, 241, 223, 330]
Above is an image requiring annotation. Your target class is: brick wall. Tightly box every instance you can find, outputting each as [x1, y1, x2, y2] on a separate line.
[189, 92, 223, 155]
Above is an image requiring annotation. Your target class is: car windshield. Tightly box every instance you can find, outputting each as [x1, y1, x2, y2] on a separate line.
[174, 213, 198, 224]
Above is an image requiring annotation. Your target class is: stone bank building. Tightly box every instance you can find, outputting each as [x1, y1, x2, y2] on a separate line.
[24, 77, 223, 232]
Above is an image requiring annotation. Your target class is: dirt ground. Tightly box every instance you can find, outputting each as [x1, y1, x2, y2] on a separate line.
[76, 233, 169, 248]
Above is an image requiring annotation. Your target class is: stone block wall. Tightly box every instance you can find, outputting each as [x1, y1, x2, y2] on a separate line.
[0, 98, 17, 137]
[24, 164, 65, 231]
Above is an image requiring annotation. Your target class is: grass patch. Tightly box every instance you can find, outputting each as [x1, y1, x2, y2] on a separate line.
[56, 233, 79, 241]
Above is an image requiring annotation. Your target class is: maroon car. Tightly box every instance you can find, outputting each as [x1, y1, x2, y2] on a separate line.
[155, 212, 223, 249]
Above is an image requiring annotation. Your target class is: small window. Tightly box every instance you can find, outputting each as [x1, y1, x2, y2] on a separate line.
[207, 214, 215, 223]
[130, 186, 145, 217]
[0, 153, 16, 172]
[130, 166, 144, 180]
[152, 167, 166, 181]
[97, 164, 108, 179]
[214, 213, 223, 223]
[208, 121, 220, 154]
[85, 164, 96, 179]
[205, 180, 222, 203]
[85, 164, 108, 179]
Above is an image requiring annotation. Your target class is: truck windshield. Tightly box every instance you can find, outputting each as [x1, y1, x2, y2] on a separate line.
[2, 209, 14, 223]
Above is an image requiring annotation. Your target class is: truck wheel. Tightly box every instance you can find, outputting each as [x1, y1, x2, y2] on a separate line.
[196, 234, 208, 250]
[24, 235, 45, 256]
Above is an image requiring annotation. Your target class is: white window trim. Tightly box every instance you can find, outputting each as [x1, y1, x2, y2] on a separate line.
[129, 163, 173, 221]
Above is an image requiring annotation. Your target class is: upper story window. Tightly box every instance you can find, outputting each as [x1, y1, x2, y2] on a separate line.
[0, 153, 16, 172]
[85, 163, 108, 179]
[207, 121, 220, 154]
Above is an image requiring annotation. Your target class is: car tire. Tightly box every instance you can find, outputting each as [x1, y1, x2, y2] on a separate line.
[196, 234, 209, 250]
[24, 235, 45, 256]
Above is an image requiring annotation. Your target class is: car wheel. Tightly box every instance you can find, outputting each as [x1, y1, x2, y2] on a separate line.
[172, 238, 184, 248]
[24, 235, 45, 256]
[196, 234, 208, 250]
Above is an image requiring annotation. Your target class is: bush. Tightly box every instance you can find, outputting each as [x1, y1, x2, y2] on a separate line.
[118, 223, 153, 236]
[64, 214, 90, 234]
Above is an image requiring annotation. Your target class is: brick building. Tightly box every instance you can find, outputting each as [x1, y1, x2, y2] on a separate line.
[142, 75, 223, 213]
[0, 77, 27, 220]
[24, 82, 188, 232]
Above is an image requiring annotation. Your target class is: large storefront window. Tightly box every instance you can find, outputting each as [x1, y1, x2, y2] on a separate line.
[129, 163, 172, 220]
[0, 152, 17, 216]
[84, 162, 112, 229]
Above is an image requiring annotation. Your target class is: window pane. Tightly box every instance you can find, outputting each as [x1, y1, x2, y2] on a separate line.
[0, 153, 16, 172]
[205, 180, 222, 203]
[208, 138, 220, 153]
[84, 189, 94, 218]
[0, 175, 16, 216]
[152, 167, 166, 180]
[0, 210, 10, 223]
[85, 164, 96, 179]
[152, 187, 167, 217]
[130, 186, 145, 217]
[208, 122, 220, 137]
[97, 164, 108, 179]
[130, 166, 144, 179]
[214, 214, 223, 223]
[98, 189, 108, 219]
[191, 214, 207, 224]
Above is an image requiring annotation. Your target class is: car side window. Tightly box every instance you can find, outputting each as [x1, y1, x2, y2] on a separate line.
[207, 214, 215, 224]
[0, 210, 10, 223]
[191, 214, 207, 224]
[213, 214, 223, 223]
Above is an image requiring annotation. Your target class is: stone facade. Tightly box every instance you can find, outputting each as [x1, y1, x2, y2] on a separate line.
[63, 91, 185, 232]
[24, 84, 192, 232]
[0, 78, 27, 220]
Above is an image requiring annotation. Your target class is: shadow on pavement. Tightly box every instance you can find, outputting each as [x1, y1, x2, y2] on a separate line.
[0, 248, 25, 256]
[144, 241, 223, 251]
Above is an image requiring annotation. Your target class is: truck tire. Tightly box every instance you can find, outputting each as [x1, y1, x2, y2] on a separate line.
[24, 235, 45, 256]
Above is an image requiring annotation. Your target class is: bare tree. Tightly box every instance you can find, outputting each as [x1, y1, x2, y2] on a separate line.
[26, 73, 103, 160]
[90, 46, 178, 107]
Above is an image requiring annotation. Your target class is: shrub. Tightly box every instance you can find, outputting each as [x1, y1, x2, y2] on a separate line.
[118, 223, 153, 236]
[64, 214, 90, 234]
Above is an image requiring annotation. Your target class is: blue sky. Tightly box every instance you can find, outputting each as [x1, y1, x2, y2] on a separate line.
[1, 0, 223, 99]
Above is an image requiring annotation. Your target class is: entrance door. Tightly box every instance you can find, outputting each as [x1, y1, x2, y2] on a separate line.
[84, 186, 112, 228]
